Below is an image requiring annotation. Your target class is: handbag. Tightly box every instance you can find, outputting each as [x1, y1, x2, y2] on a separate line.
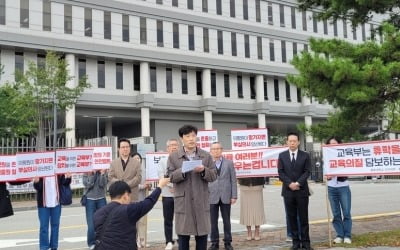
[81, 173, 98, 206]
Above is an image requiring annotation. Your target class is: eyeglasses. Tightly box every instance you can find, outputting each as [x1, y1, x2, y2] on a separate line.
[210, 148, 222, 150]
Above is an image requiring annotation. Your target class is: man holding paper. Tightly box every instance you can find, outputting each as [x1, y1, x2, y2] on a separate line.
[168, 125, 217, 250]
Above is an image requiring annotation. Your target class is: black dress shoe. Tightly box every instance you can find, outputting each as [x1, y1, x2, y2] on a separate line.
[224, 243, 233, 250]
[208, 244, 219, 250]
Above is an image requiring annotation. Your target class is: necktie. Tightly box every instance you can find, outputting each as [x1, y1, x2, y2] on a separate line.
[291, 153, 296, 166]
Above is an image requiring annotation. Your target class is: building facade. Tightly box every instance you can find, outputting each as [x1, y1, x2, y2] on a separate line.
[0, 0, 381, 150]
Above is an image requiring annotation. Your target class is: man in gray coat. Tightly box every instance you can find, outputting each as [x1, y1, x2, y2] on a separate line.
[208, 142, 237, 250]
[168, 125, 217, 250]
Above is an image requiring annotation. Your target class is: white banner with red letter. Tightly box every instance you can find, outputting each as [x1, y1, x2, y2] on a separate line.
[231, 128, 269, 150]
[145, 152, 169, 181]
[322, 139, 400, 176]
[16, 151, 55, 179]
[222, 147, 286, 177]
[0, 155, 17, 182]
[196, 130, 218, 151]
[55, 149, 93, 174]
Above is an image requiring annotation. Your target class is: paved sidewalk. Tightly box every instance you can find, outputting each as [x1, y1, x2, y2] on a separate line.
[11, 199, 400, 249]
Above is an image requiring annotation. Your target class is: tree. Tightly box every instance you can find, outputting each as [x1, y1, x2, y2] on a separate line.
[5, 51, 89, 149]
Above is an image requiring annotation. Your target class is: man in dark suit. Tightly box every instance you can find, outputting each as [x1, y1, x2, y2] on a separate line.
[278, 132, 312, 250]
[208, 142, 237, 250]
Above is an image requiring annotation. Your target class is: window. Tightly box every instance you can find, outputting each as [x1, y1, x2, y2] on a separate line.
[293, 42, 297, 56]
[323, 19, 328, 35]
[133, 64, 140, 91]
[15, 52, 24, 81]
[116, 63, 123, 89]
[217, 30, 223, 55]
[281, 40, 286, 63]
[352, 26, 357, 40]
[333, 20, 338, 36]
[269, 40, 275, 61]
[343, 19, 348, 38]
[224, 74, 230, 97]
[211, 72, 216, 97]
[263, 77, 268, 100]
[291, 7, 296, 29]
[216, 0, 222, 15]
[157, 0, 163, 4]
[181, 70, 188, 94]
[285, 80, 291, 101]
[203, 28, 209, 53]
[302, 11, 307, 31]
[312, 12, 318, 33]
[230, 0, 235, 18]
[196, 71, 202, 95]
[43, 0, 51, 31]
[122, 14, 129, 42]
[257, 37, 262, 60]
[231, 32, 237, 56]
[250, 77, 256, 99]
[237, 75, 243, 98]
[255, 0, 261, 22]
[268, 2, 273, 25]
[64, 4, 72, 34]
[173, 23, 179, 49]
[202, 0, 208, 12]
[172, 0, 178, 7]
[20, 0, 29, 28]
[166, 68, 172, 93]
[297, 87, 302, 102]
[243, 0, 248, 20]
[0, 0, 5, 25]
[78, 59, 86, 81]
[244, 35, 250, 58]
[157, 20, 163, 47]
[37, 54, 46, 69]
[361, 23, 366, 41]
[370, 24, 375, 40]
[150, 66, 157, 92]
[140, 17, 147, 44]
[84, 8, 92, 37]
[304, 44, 309, 52]
[104, 11, 111, 39]
[188, 25, 194, 51]
[98, 61, 105, 88]
[274, 78, 279, 101]
[279, 4, 285, 27]
[187, 0, 193, 10]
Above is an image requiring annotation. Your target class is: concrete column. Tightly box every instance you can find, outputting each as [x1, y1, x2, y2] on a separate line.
[140, 62, 150, 94]
[202, 68, 211, 98]
[105, 119, 113, 137]
[255, 74, 264, 103]
[305, 115, 313, 150]
[141, 107, 150, 137]
[258, 113, 266, 129]
[204, 110, 213, 130]
[302, 96, 311, 106]
[65, 54, 76, 147]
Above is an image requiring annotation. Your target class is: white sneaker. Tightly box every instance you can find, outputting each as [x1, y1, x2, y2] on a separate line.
[165, 242, 173, 250]
[286, 236, 293, 242]
[344, 237, 352, 244]
[89, 245, 96, 250]
[333, 237, 343, 244]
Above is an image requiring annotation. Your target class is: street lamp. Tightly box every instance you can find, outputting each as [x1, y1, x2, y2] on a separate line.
[82, 115, 112, 138]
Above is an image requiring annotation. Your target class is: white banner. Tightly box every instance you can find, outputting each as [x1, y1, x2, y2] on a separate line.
[0, 155, 17, 182]
[196, 130, 218, 152]
[16, 151, 55, 179]
[92, 147, 112, 170]
[55, 149, 93, 174]
[322, 139, 400, 176]
[231, 128, 269, 150]
[145, 152, 169, 181]
[222, 147, 286, 177]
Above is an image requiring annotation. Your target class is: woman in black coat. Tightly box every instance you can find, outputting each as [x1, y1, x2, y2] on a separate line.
[0, 180, 30, 218]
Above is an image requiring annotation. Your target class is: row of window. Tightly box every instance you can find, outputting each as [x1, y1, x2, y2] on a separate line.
[7, 51, 302, 102]
[0, 0, 380, 48]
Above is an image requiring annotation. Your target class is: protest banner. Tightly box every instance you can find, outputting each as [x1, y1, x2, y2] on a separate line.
[231, 128, 268, 150]
[55, 149, 93, 174]
[0, 155, 17, 182]
[145, 152, 169, 181]
[222, 146, 286, 177]
[323, 139, 400, 176]
[16, 151, 55, 179]
[78, 146, 112, 170]
[196, 129, 218, 151]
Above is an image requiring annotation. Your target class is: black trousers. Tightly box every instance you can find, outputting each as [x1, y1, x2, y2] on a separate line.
[162, 197, 174, 244]
[284, 195, 310, 248]
[210, 200, 232, 245]
[178, 234, 207, 250]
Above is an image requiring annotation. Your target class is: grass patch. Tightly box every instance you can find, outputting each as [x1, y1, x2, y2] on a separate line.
[315, 229, 400, 248]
